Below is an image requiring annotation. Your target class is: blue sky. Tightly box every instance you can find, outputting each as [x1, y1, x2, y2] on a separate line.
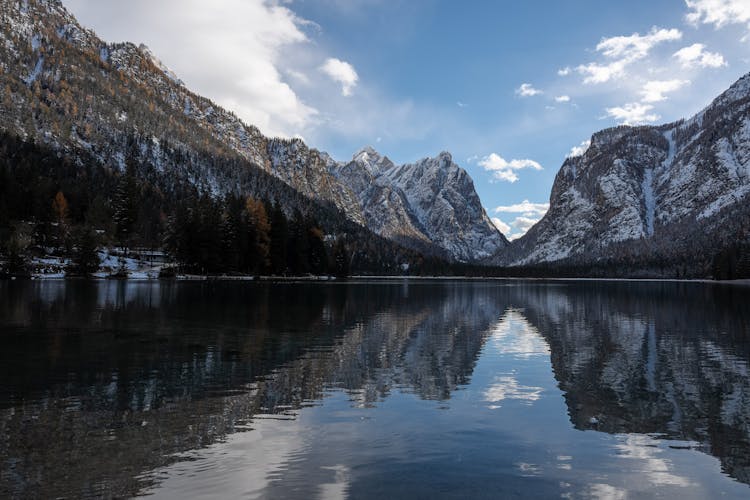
[65, 0, 750, 239]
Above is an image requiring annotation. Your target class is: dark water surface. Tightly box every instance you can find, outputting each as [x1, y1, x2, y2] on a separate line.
[1, 279, 750, 499]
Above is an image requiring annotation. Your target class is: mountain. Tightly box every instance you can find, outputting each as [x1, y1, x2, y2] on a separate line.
[0, 0, 504, 264]
[331, 147, 508, 261]
[502, 72, 750, 275]
[0, 0, 365, 223]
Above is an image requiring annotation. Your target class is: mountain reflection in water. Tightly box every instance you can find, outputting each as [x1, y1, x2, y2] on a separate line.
[0, 280, 748, 499]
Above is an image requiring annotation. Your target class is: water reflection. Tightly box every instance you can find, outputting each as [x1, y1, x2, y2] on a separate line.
[513, 282, 750, 485]
[0, 281, 504, 498]
[0, 280, 748, 499]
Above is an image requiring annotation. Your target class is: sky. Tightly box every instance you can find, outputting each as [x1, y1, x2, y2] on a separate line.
[63, 0, 750, 240]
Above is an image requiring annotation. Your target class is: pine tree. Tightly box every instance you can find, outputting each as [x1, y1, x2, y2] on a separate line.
[3, 225, 32, 277]
[164, 200, 192, 271]
[67, 226, 101, 277]
[286, 209, 309, 275]
[308, 226, 327, 276]
[112, 168, 138, 256]
[332, 237, 350, 278]
[221, 196, 243, 273]
[269, 202, 288, 276]
[194, 195, 223, 274]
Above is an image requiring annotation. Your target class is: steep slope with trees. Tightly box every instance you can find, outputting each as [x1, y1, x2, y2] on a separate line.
[0, 0, 507, 264]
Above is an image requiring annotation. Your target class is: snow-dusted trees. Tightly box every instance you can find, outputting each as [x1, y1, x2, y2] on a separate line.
[0, 131, 436, 279]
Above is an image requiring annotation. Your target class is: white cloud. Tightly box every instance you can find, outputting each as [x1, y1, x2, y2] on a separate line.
[493, 200, 549, 239]
[457, 101, 467, 107]
[577, 27, 682, 84]
[568, 140, 591, 158]
[558, 67, 572, 76]
[605, 102, 660, 124]
[511, 216, 542, 236]
[685, 0, 750, 28]
[479, 154, 543, 183]
[492, 215, 543, 241]
[576, 60, 629, 85]
[640, 79, 690, 102]
[516, 83, 543, 97]
[673, 43, 727, 68]
[64, 0, 318, 138]
[494, 200, 549, 217]
[286, 69, 310, 85]
[554, 95, 571, 103]
[596, 27, 683, 59]
[320, 57, 359, 96]
[491, 218, 511, 234]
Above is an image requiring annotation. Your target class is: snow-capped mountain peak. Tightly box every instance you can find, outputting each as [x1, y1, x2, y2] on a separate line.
[332, 149, 508, 261]
[351, 146, 395, 175]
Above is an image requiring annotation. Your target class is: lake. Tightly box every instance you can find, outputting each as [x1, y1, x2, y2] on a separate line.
[1, 279, 749, 499]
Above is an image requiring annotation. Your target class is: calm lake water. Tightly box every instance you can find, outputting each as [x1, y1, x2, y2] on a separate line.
[1, 279, 750, 499]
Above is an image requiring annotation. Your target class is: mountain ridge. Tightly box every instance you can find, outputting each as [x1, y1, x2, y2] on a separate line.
[0, 0, 504, 263]
[499, 70, 750, 275]
[3, 0, 750, 277]
[330, 147, 508, 262]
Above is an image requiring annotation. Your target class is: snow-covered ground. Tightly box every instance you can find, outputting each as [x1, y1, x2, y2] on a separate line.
[29, 248, 170, 280]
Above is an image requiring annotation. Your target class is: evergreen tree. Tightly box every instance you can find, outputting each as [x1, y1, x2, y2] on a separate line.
[164, 200, 193, 271]
[2, 224, 32, 277]
[308, 226, 327, 275]
[85, 194, 113, 234]
[221, 195, 244, 273]
[67, 226, 101, 277]
[112, 164, 138, 256]
[269, 202, 288, 275]
[286, 209, 310, 275]
[245, 197, 270, 275]
[332, 237, 350, 278]
[194, 195, 223, 273]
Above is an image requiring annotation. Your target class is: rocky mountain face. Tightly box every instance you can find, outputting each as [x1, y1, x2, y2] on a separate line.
[331, 147, 508, 262]
[0, 0, 506, 262]
[0, 0, 366, 223]
[504, 72, 750, 270]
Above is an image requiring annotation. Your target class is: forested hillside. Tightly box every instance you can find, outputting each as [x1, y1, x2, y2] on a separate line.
[0, 131, 451, 277]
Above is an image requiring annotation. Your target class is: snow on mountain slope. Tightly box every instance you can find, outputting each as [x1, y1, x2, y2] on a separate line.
[505, 72, 750, 266]
[2, 0, 519, 261]
[332, 147, 509, 261]
[0, 0, 362, 223]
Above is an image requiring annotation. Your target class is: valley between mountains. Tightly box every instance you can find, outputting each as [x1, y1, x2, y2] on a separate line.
[1, 0, 749, 279]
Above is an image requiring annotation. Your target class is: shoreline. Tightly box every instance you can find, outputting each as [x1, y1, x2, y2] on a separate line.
[8, 274, 750, 286]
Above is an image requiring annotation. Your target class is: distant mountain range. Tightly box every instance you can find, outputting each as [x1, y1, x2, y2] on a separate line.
[1, 0, 749, 276]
